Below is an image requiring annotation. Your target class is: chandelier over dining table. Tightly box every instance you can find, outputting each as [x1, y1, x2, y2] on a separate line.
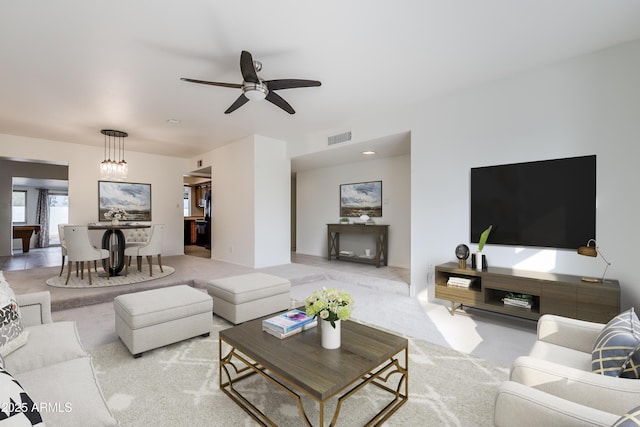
[100, 129, 128, 180]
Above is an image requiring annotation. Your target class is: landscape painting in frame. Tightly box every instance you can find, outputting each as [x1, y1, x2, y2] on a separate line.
[98, 181, 151, 222]
[340, 181, 382, 217]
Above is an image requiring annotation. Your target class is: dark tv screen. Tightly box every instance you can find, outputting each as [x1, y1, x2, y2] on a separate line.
[470, 155, 596, 250]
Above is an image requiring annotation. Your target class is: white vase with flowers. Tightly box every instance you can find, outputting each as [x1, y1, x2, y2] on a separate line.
[304, 287, 353, 349]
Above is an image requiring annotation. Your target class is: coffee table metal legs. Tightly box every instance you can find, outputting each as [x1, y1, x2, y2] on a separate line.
[219, 338, 408, 427]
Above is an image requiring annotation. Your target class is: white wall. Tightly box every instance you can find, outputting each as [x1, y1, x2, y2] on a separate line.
[291, 39, 640, 309]
[296, 154, 411, 268]
[0, 135, 189, 257]
[208, 136, 255, 267]
[202, 134, 291, 268]
[254, 135, 291, 268]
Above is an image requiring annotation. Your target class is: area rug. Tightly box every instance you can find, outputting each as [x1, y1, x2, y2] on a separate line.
[45, 265, 174, 288]
[90, 317, 508, 426]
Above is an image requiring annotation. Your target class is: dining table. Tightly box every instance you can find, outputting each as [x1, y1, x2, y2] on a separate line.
[88, 223, 151, 276]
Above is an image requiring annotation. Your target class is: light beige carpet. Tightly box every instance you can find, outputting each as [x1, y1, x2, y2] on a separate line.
[90, 316, 508, 426]
[46, 265, 174, 288]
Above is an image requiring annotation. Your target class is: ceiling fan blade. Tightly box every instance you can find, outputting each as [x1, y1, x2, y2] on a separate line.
[224, 94, 250, 114]
[240, 51, 259, 83]
[265, 91, 295, 114]
[180, 78, 242, 89]
[265, 79, 322, 91]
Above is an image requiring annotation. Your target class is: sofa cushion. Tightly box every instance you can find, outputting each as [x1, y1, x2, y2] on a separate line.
[0, 271, 29, 359]
[3, 321, 87, 375]
[0, 367, 44, 426]
[613, 405, 640, 426]
[592, 308, 640, 377]
[15, 357, 118, 427]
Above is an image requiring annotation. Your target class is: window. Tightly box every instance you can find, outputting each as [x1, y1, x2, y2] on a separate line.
[183, 186, 191, 217]
[12, 190, 26, 223]
[48, 194, 69, 245]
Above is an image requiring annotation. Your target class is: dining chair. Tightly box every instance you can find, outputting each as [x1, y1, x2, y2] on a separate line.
[58, 223, 67, 277]
[124, 224, 164, 277]
[63, 225, 110, 285]
[124, 227, 150, 249]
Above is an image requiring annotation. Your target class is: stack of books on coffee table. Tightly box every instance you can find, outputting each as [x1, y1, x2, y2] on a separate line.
[262, 309, 318, 339]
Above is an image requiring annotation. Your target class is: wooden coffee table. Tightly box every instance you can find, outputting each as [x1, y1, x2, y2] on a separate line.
[219, 316, 408, 426]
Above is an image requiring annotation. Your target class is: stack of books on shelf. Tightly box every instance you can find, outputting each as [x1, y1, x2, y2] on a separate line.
[446, 276, 476, 288]
[262, 309, 318, 339]
[502, 292, 534, 309]
[339, 250, 354, 256]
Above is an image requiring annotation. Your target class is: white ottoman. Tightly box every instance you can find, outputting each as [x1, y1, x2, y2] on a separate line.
[114, 285, 213, 357]
[206, 273, 290, 324]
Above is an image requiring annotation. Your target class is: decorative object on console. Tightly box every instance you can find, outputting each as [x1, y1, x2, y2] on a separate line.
[577, 239, 611, 283]
[99, 181, 152, 222]
[474, 225, 492, 271]
[99, 129, 128, 180]
[305, 287, 353, 349]
[455, 244, 470, 269]
[340, 181, 382, 217]
[359, 214, 376, 225]
[339, 217, 350, 223]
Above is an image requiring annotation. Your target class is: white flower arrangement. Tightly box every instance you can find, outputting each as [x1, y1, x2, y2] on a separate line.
[305, 287, 353, 329]
[104, 207, 128, 221]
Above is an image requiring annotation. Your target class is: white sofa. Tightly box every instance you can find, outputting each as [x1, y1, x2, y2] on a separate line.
[494, 314, 640, 426]
[4, 291, 118, 426]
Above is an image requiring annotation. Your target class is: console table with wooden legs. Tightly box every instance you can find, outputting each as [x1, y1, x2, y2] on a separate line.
[327, 223, 389, 268]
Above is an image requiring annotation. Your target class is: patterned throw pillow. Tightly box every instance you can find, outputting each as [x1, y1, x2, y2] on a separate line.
[0, 367, 44, 425]
[0, 271, 29, 359]
[592, 308, 640, 377]
[613, 405, 640, 426]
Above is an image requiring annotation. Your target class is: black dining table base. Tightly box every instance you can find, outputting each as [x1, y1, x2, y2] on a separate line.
[101, 229, 126, 276]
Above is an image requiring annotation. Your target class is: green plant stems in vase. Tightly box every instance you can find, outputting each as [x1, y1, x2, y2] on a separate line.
[476, 225, 492, 270]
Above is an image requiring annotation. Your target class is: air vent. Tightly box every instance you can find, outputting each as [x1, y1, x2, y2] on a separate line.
[328, 131, 352, 146]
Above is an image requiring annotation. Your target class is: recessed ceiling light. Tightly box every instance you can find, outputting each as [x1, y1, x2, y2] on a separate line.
[362, 150, 376, 155]
[167, 119, 181, 124]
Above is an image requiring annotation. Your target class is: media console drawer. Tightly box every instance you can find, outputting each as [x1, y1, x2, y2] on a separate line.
[435, 262, 620, 323]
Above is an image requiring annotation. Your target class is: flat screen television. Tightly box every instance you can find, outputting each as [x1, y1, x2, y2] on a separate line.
[470, 155, 596, 250]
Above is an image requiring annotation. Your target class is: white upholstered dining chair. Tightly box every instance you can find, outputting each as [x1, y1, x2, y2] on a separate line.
[63, 225, 110, 285]
[57, 223, 67, 277]
[124, 224, 164, 277]
[124, 227, 151, 249]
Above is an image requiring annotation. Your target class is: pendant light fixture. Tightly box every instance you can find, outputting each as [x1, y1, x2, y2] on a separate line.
[99, 129, 128, 180]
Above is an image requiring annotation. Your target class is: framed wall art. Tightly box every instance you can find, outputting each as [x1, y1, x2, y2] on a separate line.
[98, 181, 152, 222]
[340, 181, 382, 217]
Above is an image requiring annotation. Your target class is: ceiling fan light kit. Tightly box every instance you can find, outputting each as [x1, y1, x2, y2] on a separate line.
[181, 50, 321, 114]
[243, 82, 268, 101]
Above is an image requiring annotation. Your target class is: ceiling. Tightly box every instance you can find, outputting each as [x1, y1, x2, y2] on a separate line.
[2, 1, 640, 161]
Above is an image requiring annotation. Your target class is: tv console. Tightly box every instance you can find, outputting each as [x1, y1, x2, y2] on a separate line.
[435, 262, 620, 323]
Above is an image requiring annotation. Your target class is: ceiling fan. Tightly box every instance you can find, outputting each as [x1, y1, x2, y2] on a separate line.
[181, 50, 321, 114]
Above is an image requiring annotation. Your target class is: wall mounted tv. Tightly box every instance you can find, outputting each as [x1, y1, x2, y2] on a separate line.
[470, 155, 596, 250]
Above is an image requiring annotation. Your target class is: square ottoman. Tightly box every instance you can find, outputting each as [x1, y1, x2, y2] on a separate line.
[114, 285, 213, 357]
[206, 273, 290, 324]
